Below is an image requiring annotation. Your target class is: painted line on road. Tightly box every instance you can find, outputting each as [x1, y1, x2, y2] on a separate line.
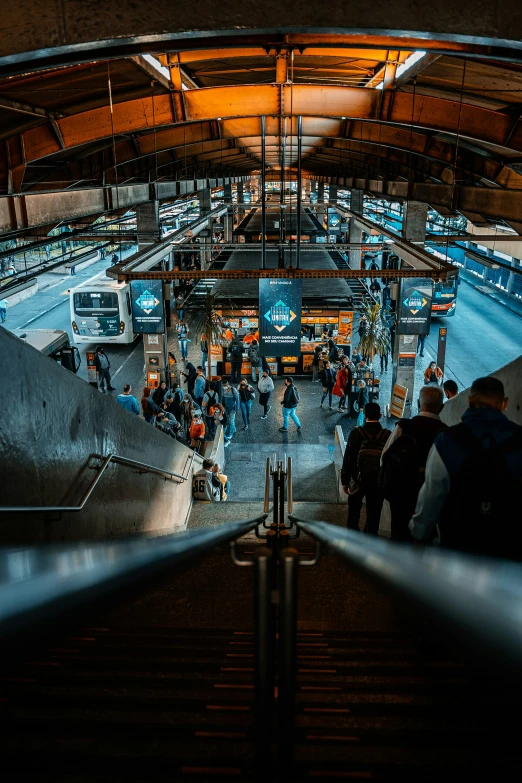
[18, 297, 68, 328]
[111, 338, 143, 381]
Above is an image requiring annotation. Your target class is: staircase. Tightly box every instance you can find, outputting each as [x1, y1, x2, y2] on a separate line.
[328, 249, 375, 309]
[185, 251, 232, 309]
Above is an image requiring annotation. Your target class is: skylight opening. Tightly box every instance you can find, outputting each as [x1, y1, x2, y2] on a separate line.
[375, 50, 426, 89]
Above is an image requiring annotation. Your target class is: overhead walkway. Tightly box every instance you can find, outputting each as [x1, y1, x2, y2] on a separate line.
[2, 457, 522, 781]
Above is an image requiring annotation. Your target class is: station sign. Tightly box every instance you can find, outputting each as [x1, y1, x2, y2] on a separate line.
[130, 280, 165, 334]
[397, 278, 433, 336]
[259, 279, 302, 357]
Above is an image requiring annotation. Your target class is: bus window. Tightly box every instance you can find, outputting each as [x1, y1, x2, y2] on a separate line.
[74, 292, 118, 314]
[126, 291, 132, 316]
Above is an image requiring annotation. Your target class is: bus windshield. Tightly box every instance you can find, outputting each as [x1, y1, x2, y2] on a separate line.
[434, 279, 457, 299]
[74, 291, 118, 316]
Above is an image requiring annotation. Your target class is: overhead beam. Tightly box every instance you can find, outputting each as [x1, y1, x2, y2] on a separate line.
[0, 96, 65, 120]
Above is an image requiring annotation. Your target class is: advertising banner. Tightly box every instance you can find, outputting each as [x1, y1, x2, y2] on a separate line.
[397, 278, 433, 336]
[338, 311, 354, 340]
[390, 383, 408, 418]
[259, 279, 302, 357]
[130, 280, 165, 334]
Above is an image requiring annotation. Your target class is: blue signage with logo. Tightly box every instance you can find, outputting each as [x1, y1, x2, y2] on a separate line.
[397, 278, 433, 336]
[259, 279, 302, 357]
[130, 280, 165, 334]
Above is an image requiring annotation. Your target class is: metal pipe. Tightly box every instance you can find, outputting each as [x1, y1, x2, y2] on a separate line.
[264, 456, 271, 514]
[287, 456, 293, 515]
[278, 548, 299, 773]
[253, 546, 275, 773]
[261, 115, 266, 270]
[296, 115, 302, 270]
[0, 451, 195, 514]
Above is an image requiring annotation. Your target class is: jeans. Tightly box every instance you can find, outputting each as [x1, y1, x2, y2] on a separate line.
[259, 392, 271, 415]
[312, 365, 319, 381]
[0, 307, 6, 322]
[347, 482, 383, 535]
[321, 390, 333, 407]
[224, 406, 236, 439]
[98, 368, 112, 390]
[177, 308, 184, 321]
[231, 362, 242, 383]
[240, 399, 252, 425]
[380, 354, 388, 373]
[282, 406, 301, 429]
[179, 339, 188, 359]
[251, 363, 262, 382]
[417, 335, 426, 356]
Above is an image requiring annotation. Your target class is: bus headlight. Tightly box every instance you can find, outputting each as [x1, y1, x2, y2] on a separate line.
[119, 321, 125, 334]
[449, 301, 456, 310]
[72, 321, 79, 334]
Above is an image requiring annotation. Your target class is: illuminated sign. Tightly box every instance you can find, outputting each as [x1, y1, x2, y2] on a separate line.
[130, 280, 165, 334]
[397, 278, 433, 336]
[259, 279, 302, 357]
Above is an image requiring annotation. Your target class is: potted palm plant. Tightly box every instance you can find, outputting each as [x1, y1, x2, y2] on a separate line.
[356, 300, 391, 364]
[187, 290, 232, 378]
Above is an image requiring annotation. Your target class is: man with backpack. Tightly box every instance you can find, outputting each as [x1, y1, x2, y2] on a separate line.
[279, 378, 302, 433]
[229, 337, 243, 383]
[341, 402, 391, 534]
[409, 377, 522, 559]
[380, 385, 447, 542]
[202, 381, 219, 439]
[248, 339, 262, 383]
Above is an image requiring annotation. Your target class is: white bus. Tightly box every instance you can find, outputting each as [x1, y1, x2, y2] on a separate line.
[70, 272, 136, 345]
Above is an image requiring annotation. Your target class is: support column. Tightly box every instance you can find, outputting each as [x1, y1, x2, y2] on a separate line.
[316, 182, 325, 227]
[237, 181, 245, 221]
[349, 219, 362, 269]
[329, 184, 338, 205]
[402, 201, 428, 242]
[224, 211, 233, 243]
[350, 189, 363, 215]
[136, 200, 160, 248]
[391, 332, 418, 420]
[223, 182, 233, 204]
[199, 187, 212, 215]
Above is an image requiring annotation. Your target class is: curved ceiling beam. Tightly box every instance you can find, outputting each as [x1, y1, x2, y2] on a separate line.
[16, 86, 522, 171]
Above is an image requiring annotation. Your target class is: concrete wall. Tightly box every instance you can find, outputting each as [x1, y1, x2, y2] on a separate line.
[441, 355, 522, 427]
[2, 278, 38, 307]
[0, 327, 201, 545]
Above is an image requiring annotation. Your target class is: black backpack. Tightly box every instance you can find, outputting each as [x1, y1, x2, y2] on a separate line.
[379, 432, 421, 503]
[356, 427, 390, 485]
[438, 424, 522, 560]
[231, 343, 242, 359]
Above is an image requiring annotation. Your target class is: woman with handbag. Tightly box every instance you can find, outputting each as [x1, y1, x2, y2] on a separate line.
[332, 365, 349, 412]
[238, 379, 256, 430]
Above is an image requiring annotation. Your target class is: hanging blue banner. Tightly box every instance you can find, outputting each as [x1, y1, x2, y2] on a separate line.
[130, 280, 165, 334]
[397, 278, 433, 336]
[259, 279, 302, 357]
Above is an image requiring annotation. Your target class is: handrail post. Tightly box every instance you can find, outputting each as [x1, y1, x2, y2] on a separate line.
[264, 456, 271, 514]
[278, 547, 299, 776]
[287, 456, 293, 515]
[253, 546, 275, 777]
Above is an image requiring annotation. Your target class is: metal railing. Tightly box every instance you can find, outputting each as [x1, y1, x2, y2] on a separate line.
[0, 450, 201, 513]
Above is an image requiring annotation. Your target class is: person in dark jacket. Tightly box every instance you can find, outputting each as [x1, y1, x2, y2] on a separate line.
[381, 385, 447, 542]
[319, 360, 336, 409]
[152, 381, 168, 407]
[341, 402, 391, 534]
[141, 387, 158, 424]
[94, 346, 115, 392]
[312, 345, 322, 382]
[327, 339, 337, 363]
[180, 362, 197, 397]
[279, 378, 302, 432]
[409, 377, 522, 558]
[229, 338, 243, 384]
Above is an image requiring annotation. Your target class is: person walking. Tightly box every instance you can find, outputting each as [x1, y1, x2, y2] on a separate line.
[94, 346, 115, 392]
[200, 336, 209, 372]
[116, 384, 140, 415]
[221, 377, 240, 441]
[379, 345, 389, 373]
[417, 333, 427, 358]
[194, 366, 207, 408]
[258, 369, 274, 419]
[0, 297, 8, 322]
[141, 387, 159, 424]
[409, 377, 522, 559]
[176, 320, 189, 360]
[354, 379, 369, 425]
[238, 379, 255, 429]
[202, 381, 219, 440]
[189, 412, 206, 452]
[332, 364, 350, 412]
[248, 340, 262, 383]
[382, 283, 391, 309]
[320, 360, 336, 410]
[229, 337, 243, 384]
[423, 361, 443, 385]
[175, 294, 184, 322]
[279, 377, 302, 433]
[312, 345, 322, 382]
[341, 402, 391, 535]
[180, 361, 197, 397]
[380, 385, 447, 542]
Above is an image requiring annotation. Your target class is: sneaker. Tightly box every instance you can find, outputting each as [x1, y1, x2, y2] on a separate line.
[278, 427, 289, 432]
[297, 426, 302, 431]
[319, 403, 323, 408]
[244, 424, 249, 430]
[224, 440, 231, 448]
[107, 386, 116, 391]
[261, 414, 267, 420]
[329, 407, 334, 411]
[267, 406, 271, 414]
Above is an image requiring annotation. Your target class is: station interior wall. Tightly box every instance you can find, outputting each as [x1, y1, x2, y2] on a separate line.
[0, 328, 199, 545]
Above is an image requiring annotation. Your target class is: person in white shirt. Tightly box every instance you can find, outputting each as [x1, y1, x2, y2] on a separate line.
[0, 298, 8, 323]
[257, 370, 274, 419]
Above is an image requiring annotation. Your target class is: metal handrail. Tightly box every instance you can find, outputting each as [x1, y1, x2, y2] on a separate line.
[287, 455, 293, 515]
[0, 512, 268, 637]
[263, 456, 271, 513]
[288, 515, 522, 672]
[0, 450, 201, 513]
